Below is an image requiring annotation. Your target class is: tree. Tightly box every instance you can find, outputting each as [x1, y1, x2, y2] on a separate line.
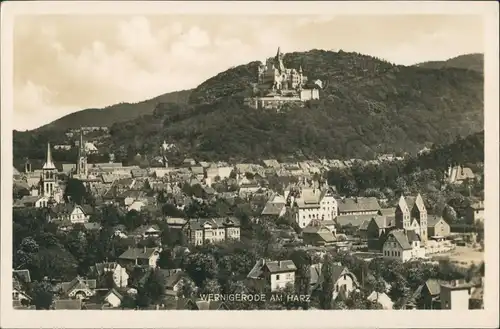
[121, 294, 137, 310]
[34, 247, 79, 281]
[31, 281, 54, 310]
[142, 269, 166, 305]
[185, 253, 219, 287]
[201, 278, 221, 295]
[64, 178, 90, 204]
[319, 254, 335, 309]
[176, 277, 198, 298]
[442, 204, 458, 223]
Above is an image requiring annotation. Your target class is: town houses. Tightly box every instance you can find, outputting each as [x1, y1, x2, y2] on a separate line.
[11, 132, 484, 311]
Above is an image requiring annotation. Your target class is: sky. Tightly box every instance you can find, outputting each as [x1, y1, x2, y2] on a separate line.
[12, 14, 484, 130]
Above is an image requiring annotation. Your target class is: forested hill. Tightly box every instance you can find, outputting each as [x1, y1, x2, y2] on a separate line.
[36, 89, 192, 131]
[414, 53, 484, 74]
[106, 49, 484, 161]
[18, 50, 484, 162]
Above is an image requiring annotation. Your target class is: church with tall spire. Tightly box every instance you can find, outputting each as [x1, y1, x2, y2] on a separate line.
[39, 142, 63, 205]
[75, 128, 88, 178]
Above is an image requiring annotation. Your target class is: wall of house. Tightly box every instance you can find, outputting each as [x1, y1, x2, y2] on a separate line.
[226, 227, 241, 241]
[193, 230, 203, 246]
[296, 207, 319, 228]
[332, 273, 356, 300]
[382, 241, 412, 262]
[430, 221, 451, 237]
[339, 210, 378, 216]
[113, 267, 129, 288]
[440, 287, 471, 310]
[105, 293, 122, 307]
[466, 208, 484, 224]
[71, 206, 88, 224]
[270, 272, 295, 292]
[149, 253, 159, 268]
[300, 88, 320, 101]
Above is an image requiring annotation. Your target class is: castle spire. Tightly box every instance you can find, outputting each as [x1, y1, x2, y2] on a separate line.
[42, 143, 56, 170]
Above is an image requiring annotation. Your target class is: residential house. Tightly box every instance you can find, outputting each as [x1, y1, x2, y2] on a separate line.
[15, 195, 49, 208]
[395, 194, 428, 244]
[427, 216, 451, 238]
[185, 217, 241, 246]
[261, 202, 286, 218]
[247, 259, 297, 292]
[103, 288, 124, 308]
[309, 262, 359, 300]
[182, 158, 196, 167]
[336, 197, 380, 216]
[127, 199, 147, 212]
[218, 167, 233, 180]
[90, 262, 129, 288]
[378, 207, 396, 219]
[166, 217, 189, 230]
[367, 291, 393, 309]
[382, 229, 425, 262]
[131, 168, 149, 179]
[262, 159, 281, 169]
[190, 166, 205, 181]
[117, 190, 145, 207]
[466, 201, 484, 225]
[447, 165, 475, 185]
[48, 204, 93, 224]
[366, 216, 395, 251]
[238, 178, 261, 196]
[58, 276, 97, 300]
[131, 225, 161, 240]
[302, 221, 336, 246]
[295, 188, 337, 228]
[440, 280, 476, 310]
[413, 279, 443, 309]
[12, 270, 32, 307]
[335, 214, 374, 233]
[118, 247, 161, 268]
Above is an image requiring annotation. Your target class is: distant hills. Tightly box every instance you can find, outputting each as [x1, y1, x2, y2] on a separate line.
[414, 53, 484, 74]
[19, 50, 484, 162]
[36, 89, 192, 131]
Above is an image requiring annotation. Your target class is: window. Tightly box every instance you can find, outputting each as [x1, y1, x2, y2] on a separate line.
[343, 275, 346, 280]
[336, 285, 339, 292]
[276, 275, 280, 280]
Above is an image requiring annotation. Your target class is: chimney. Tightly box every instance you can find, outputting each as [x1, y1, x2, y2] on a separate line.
[454, 279, 460, 286]
[262, 258, 266, 266]
[143, 246, 147, 253]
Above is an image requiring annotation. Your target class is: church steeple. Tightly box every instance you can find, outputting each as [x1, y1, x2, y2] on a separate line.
[76, 128, 88, 177]
[42, 143, 56, 170]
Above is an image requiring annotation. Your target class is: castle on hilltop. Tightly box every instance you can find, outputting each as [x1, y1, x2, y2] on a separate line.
[244, 47, 320, 110]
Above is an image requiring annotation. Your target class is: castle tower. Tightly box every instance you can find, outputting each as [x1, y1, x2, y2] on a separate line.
[40, 143, 57, 198]
[76, 129, 88, 177]
[275, 47, 285, 73]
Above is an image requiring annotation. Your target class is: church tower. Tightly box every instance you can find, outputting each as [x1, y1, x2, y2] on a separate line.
[76, 129, 88, 177]
[40, 143, 57, 198]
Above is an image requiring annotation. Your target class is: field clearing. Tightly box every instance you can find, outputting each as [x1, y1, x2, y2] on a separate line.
[431, 246, 484, 267]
